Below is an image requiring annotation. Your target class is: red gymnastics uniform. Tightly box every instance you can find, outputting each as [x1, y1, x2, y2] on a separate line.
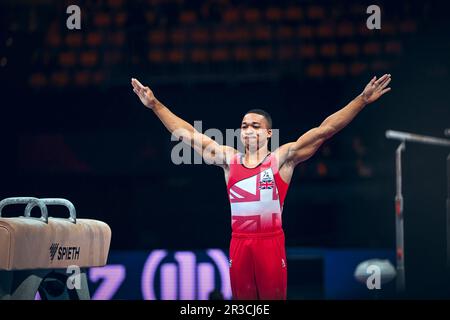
[226, 152, 290, 300]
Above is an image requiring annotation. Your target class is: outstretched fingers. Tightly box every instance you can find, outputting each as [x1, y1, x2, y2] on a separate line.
[380, 77, 391, 89]
[381, 87, 392, 95]
[131, 78, 145, 94]
[375, 74, 390, 86]
[131, 78, 144, 87]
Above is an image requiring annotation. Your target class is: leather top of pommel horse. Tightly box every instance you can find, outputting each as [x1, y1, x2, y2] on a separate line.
[0, 197, 111, 271]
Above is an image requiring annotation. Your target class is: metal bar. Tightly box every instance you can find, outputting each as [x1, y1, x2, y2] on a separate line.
[395, 142, 406, 293]
[387, 129, 450, 291]
[25, 198, 76, 224]
[0, 197, 48, 223]
[386, 130, 450, 147]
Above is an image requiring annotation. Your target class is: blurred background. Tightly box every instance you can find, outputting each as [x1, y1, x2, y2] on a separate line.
[0, 0, 449, 299]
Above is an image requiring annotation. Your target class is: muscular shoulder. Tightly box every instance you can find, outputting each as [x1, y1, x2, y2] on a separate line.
[212, 145, 238, 168]
[221, 146, 238, 184]
[273, 143, 295, 169]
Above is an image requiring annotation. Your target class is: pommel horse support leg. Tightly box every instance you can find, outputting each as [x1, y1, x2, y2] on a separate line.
[0, 197, 111, 300]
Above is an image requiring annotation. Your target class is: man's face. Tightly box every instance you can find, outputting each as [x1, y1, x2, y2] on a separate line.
[240, 113, 272, 151]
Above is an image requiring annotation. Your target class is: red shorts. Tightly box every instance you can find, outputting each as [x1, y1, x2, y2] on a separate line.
[229, 229, 287, 300]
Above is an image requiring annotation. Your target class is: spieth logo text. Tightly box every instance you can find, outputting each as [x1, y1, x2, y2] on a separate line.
[49, 243, 81, 262]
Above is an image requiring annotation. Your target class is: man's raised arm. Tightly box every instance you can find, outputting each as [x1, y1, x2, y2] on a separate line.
[131, 78, 235, 166]
[278, 74, 392, 166]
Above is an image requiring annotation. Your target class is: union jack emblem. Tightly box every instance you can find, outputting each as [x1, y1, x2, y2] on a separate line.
[259, 171, 274, 190]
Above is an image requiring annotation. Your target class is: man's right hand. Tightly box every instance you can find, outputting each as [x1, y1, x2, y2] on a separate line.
[131, 78, 158, 109]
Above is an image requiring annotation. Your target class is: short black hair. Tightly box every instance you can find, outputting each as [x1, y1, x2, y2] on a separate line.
[244, 108, 272, 129]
